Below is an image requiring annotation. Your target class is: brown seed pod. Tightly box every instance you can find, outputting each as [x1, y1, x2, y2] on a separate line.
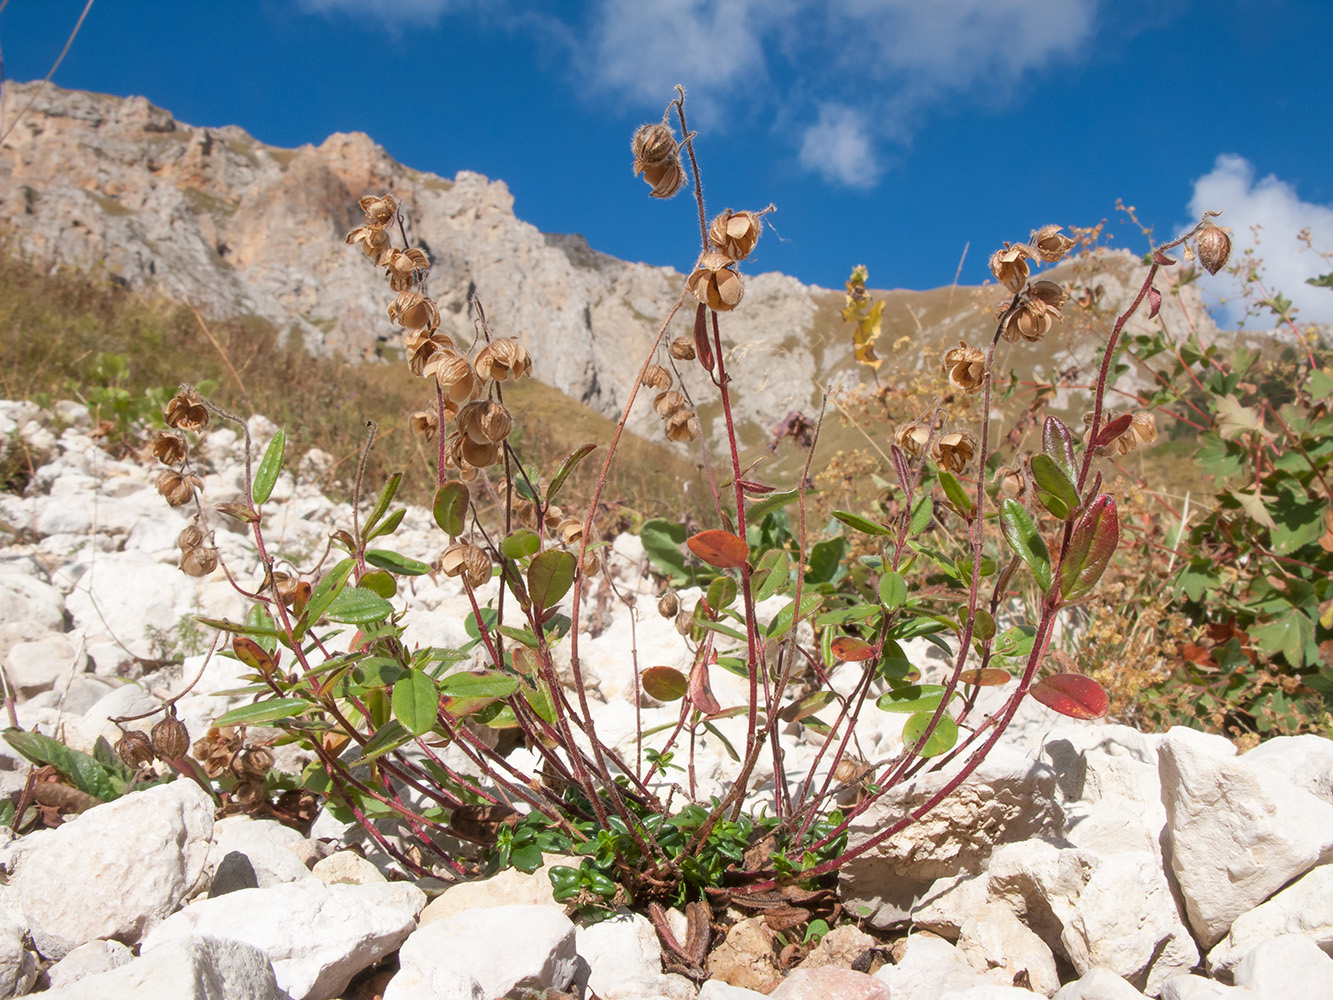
[164, 392, 209, 432]
[474, 338, 532, 382]
[156, 470, 202, 507]
[388, 291, 441, 332]
[994, 464, 1027, 499]
[152, 431, 187, 465]
[359, 193, 398, 225]
[405, 330, 458, 378]
[653, 390, 689, 419]
[664, 411, 700, 443]
[557, 517, 585, 548]
[427, 351, 484, 404]
[931, 431, 976, 473]
[177, 524, 206, 550]
[440, 541, 492, 588]
[180, 544, 219, 578]
[668, 336, 696, 361]
[1028, 224, 1076, 264]
[457, 400, 513, 445]
[894, 421, 931, 458]
[271, 571, 304, 608]
[409, 410, 439, 439]
[631, 122, 678, 168]
[1195, 225, 1232, 275]
[686, 252, 744, 312]
[345, 223, 391, 258]
[988, 243, 1033, 293]
[943, 342, 986, 394]
[641, 364, 673, 391]
[116, 730, 155, 768]
[708, 209, 763, 261]
[151, 715, 190, 760]
[231, 746, 275, 779]
[658, 591, 679, 618]
[382, 248, 430, 292]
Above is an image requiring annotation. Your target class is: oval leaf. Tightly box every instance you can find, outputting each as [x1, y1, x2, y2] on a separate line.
[1030, 673, 1109, 720]
[392, 669, 440, 736]
[360, 570, 397, 598]
[547, 443, 598, 506]
[214, 698, 312, 726]
[687, 530, 749, 570]
[324, 586, 394, 625]
[1029, 453, 1080, 521]
[688, 657, 722, 716]
[1043, 416, 1079, 485]
[958, 667, 1012, 687]
[876, 683, 946, 714]
[902, 711, 959, 757]
[706, 575, 738, 611]
[528, 549, 576, 610]
[830, 636, 876, 661]
[752, 549, 791, 601]
[362, 472, 403, 539]
[251, 429, 286, 506]
[1091, 412, 1134, 451]
[779, 689, 836, 723]
[232, 636, 276, 677]
[641, 665, 688, 702]
[439, 671, 520, 700]
[1060, 494, 1119, 602]
[365, 549, 433, 576]
[433, 481, 470, 537]
[938, 470, 973, 518]
[833, 510, 891, 536]
[500, 529, 542, 561]
[765, 594, 822, 639]
[999, 498, 1053, 593]
[879, 570, 908, 610]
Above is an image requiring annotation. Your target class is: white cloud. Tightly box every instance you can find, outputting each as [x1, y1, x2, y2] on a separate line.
[1188, 154, 1333, 326]
[293, 0, 462, 27]
[798, 104, 879, 188]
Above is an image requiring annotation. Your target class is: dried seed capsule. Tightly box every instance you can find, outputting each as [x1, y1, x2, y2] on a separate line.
[943, 342, 986, 394]
[152, 431, 187, 465]
[931, 431, 976, 473]
[440, 541, 492, 588]
[151, 715, 190, 760]
[1196, 225, 1232, 275]
[156, 470, 202, 507]
[388, 291, 440, 332]
[359, 193, 398, 225]
[658, 591, 679, 618]
[232, 746, 275, 778]
[894, 421, 931, 458]
[1028, 224, 1076, 263]
[708, 209, 763, 261]
[641, 364, 673, 391]
[116, 730, 155, 768]
[457, 400, 513, 445]
[686, 252, 744, 312]
[180, 545, 219, 578]
[164, 392, 209, 432]
[474, 338, 532, 382]
[668, 336, 696, 361]
[988, 243, 1033, 293]
[631, 122, 677, 168]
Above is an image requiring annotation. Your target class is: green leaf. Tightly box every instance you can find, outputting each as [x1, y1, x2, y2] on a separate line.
[501, 529, 543, 561]
[214, 698, 312, 726]
[706, 575, 738, 611]
[878, 570, 908, 610]
[641, 518, 690, 584]
[360, 570, 396, 598]
[305, 558, 355, 626]
[351, 721, 414, 763]
[3, 730, 125, 801]
[251, 429, 286, 506]
[1029, 454, 1080, 521]
[392, 669, 440, 736]
[745, 488, 806, 524]
[365, 549, 433, 576]
[876, 684, 946, 714]
[433, 481, 470, 537]
[439, 671, 520, 700]
[766, 594, 823, 639]
[999, 498, 1052, 593]
[937, 471, 973, 518]
[365, 507, 406, 542]
[752, 549, 791, 601]
[833, 510, 891, 536]
[1251, 610, 1316, 668]
[547, 443, 598, 506]
[362, 472, 403, 539]
[993, 625, 1037, 659]
[325, 586, 394, 624]
[1043, 417, 1079, 485]
[1215, 394, 1264, 440]
[194, 616, 283, 641]
[702, 721, 740, 761]
[528, 550, 576, 610]
[902, 711, 958, 757]
[909, 495, 934, 536]
[805, 536, 845, 585]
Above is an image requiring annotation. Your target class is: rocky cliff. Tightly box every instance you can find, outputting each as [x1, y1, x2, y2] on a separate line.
[0, 80, 1217, 447]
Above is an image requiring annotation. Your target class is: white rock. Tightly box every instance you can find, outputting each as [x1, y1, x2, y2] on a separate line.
[1208, 863, 1333, 977]
[842, 753, 1064, 927]
[1241, 734, 1333, 806]
[956, 904, 1059, 997]
[0, 572, 64, 631]
[12, 779, 214, 960]
[44, 939, 134, 989]
[384, 904, 577, 1000]
[210, 846, 315, 895]
[575, 910, 694, 1000]
[1231, 933, 1333, 999]
[874, 934, 995, 999]
[697, 983, 767, 1000]
[910, 873, 991, 938]
[1051, 967, 1147, 1000]
[1157, 974, 1260, 998]
[939, 988, 1046, 1000]
[1158, 726, 1333, 947]
[5, 633, 80, 697]
[768, 967, 891, 999]
[0, 913, 39, 997]
[312, 850, 387, 885]
[419, 855, 568, 923]
[142, 879, 425, 1000]
[39, 935, 284, 1000]
[64, 550, 204, 662]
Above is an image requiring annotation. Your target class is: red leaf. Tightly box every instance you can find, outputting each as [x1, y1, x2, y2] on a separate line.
[687, 530, 749, 569]
[959, 668, 1012, 687]
[688, 656, 722, 716]
[1148, 285, 1162, 319]
[1152, 248, 1178, 267]
[738, 480, 776, 495]
[1091, 413, 1134, 451]
[692, 302, 714, 372]
[1060, 494, 1119, 601]
[1030, 673, 1108, 720]
[232, 636, 276, 677]
[642, 666, 688, 702]
[830, 636, 876, 662]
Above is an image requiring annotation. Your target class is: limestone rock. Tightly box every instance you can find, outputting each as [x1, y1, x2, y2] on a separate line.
[873, 934, 996, 1000]
[312, 850, 387, 886]
[1158, 726, 1333, 947]
[1241, 734, 1333, 806]
[38, 936, 283, 1000]
[44, 939, 134, 990]
[11, 779, 214, 960]
[1051, 967, 1148, 999]
[768, 967, 891, 999]
[142, 880, 425, 1000]
[1206, 863, 1333, 975]
[575, 910, 694, 1000]
[956, 904, 1059, 997]
[707, 916, 780, 993]
[383, 904, 576, 1000]
[1230, 933, 1333, 1000]
[0, 913, 39, 997]
[797, 924, 877, 971]
[1157, 976, 1259, 999]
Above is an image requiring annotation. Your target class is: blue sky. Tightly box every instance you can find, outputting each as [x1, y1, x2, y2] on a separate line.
[3, 0, 1332, 324]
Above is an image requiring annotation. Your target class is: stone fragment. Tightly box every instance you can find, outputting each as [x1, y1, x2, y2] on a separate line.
[45, 939, 134, 990]
[697, 983, 767, 999]
[911, 873, 991, 938]
[707, 916, 780, 993]
[382, 904, 576, 1000]
[1051, 967, 1147, 999]
[1205, 863, 1333, 976]
[5, 634, 79, 697]
[0, 913, 39, 996]
[312, 850, 387, 885]
[1241, 734, 1333, 806]
[1157, 974, 1260, 998]
[768, 966, 891, 999]
[1158, 726, 1333, 946]
[12, 779, 214, 960]
[841, 752, 1064, 928]
[418, 855, 566, 923]
[575, 910, 694, 1000]
[956, 903, 1059, 997]
[798, 924, 876, 971]
[142, 880, 425, 1000]
[38, 936, 284, 1000]
[1231, 933, 1333, 1000]
[873, 933, 995, 1000]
